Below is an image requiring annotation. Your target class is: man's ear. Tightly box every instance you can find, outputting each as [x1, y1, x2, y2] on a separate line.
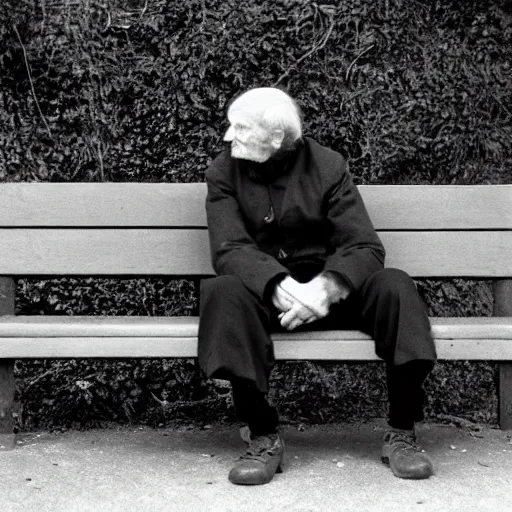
[270, 129, 285, 150]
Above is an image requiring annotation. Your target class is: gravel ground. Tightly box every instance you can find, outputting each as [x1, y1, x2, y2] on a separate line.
[1, 420, 511, 512]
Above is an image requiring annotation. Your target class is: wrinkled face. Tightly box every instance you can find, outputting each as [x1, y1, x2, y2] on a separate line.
[224, 110, 280, 163]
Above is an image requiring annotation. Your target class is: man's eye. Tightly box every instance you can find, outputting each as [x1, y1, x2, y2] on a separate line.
[235, 124, 247, 131]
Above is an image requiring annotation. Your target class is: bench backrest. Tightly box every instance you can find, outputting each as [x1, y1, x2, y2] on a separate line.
[0, 184, 510, 278]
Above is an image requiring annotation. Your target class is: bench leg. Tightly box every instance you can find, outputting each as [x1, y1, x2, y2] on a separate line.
[0, 277, 16, 449]
[0, 361, 15, 450]
[494, 280, 512, 430]
[499, 364, 512, 430]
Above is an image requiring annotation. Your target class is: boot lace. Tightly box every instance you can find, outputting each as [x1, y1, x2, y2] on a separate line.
[240, 434, 280, 463]
[385, 431, 419, 452]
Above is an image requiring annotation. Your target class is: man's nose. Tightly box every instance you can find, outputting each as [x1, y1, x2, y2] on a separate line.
[224, 125, 235, 142]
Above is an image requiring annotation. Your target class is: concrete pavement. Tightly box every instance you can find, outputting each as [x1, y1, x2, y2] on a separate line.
[1, 420, 512, 512]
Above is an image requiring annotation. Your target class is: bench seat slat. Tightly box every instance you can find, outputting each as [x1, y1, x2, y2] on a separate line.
[0, 184, 209, 228]
[0, 184, 511, 230]
[275, 339, 512, 361]
[1, 230, 512, 277]
[0, 336, 509, 360]
[0, 316, 511, 339]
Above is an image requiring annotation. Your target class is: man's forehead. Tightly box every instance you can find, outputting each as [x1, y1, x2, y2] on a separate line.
[227, 107, 261, 124]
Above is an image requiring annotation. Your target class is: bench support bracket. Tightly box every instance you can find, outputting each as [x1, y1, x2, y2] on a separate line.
[494, 279, 512, 430]
[0, 277, 15, 450]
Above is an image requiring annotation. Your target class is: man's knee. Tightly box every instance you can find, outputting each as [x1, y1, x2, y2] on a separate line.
[203, 274, 245, 292]
[201, 275, 253, 306]
[368, 268, 417, 298]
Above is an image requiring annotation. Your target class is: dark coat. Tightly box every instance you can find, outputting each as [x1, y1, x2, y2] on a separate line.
[204, 137, 385, 301]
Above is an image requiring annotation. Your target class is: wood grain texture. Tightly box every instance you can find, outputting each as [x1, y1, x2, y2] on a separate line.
[362, 185, 512, 230]
[0, 184, 510, 229]
[0, 229, 511, 277]
[0, 183, 208, 227]
[0, 316, 511, 339]
[0, 336, 509, 360]
[0, 229, 213, 276]
[0, 317, 510, 360]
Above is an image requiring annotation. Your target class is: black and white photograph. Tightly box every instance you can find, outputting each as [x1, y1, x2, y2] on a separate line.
[0, 1, 511, 511]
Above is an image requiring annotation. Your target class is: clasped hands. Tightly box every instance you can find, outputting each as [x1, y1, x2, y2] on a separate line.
[271, 272, 350, 331]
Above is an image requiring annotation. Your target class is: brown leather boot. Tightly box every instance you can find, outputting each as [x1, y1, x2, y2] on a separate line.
[228, 432, 284, 485]
[382, 429, 434, 479]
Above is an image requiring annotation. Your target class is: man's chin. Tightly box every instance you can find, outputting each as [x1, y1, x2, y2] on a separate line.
[231, 149, 269, 163]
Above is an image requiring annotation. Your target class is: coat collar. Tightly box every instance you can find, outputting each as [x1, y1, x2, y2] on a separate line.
[236, 139, 304, 184]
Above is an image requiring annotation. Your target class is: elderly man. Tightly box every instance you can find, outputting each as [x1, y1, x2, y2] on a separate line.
[198, 87, 437, 485]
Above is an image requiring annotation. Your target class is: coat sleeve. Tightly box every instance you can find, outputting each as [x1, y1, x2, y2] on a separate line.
[322, 163, 386, 292]
[205, 157, 289, 300]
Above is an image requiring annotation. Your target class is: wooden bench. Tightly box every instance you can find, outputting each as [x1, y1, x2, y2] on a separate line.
[0, 183, 511, 449]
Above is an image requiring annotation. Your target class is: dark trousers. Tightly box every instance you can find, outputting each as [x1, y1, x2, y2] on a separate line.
[198, 268, 437, 433]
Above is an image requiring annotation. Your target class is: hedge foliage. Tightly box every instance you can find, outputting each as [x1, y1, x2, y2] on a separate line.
[1, 0, 511, 183]
[0, 0, 509, 430]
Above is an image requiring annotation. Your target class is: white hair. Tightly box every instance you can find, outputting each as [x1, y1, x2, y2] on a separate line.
[228, 87, 302, 144]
